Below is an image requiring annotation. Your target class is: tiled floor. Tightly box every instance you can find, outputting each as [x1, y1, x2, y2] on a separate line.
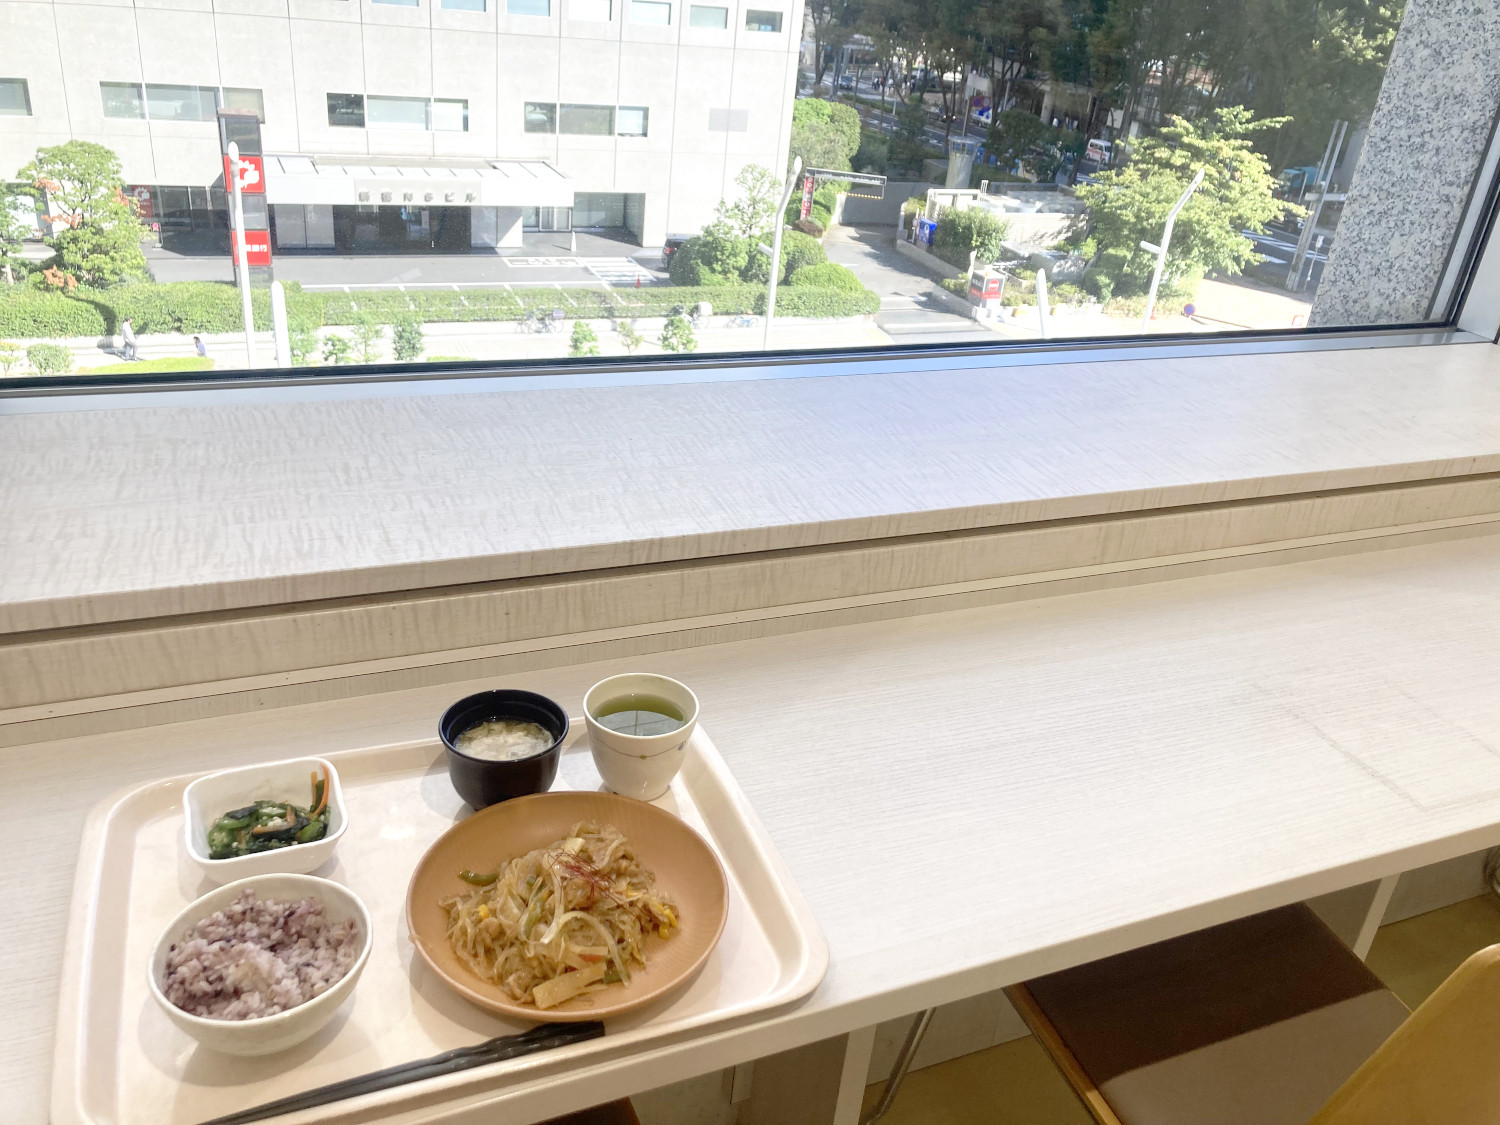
[860, 894, 1500, 1124]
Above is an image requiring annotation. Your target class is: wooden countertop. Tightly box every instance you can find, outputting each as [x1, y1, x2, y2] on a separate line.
[13, 530, 1500, 1121]
[5, 341, 1500, 631]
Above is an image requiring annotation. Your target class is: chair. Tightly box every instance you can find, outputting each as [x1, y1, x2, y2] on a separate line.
[1007, 902, 1500, 1125]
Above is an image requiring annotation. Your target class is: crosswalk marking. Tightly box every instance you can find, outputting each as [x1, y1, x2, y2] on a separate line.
[582, 257, 661, 287]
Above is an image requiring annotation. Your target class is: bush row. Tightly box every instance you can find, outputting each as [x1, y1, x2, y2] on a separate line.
[0, 279, 879, 339]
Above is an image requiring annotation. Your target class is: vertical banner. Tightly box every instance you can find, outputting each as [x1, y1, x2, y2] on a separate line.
[799, 174, 814, 220]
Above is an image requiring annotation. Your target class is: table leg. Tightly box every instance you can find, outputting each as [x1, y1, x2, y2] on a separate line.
[1353, 874, 1400, 960]
[831, 1025, 876, 1125]
[858, 1009, 935, 1125]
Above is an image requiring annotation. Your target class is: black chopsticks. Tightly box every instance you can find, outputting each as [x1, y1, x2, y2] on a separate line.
[196, 1021, 605, 1124]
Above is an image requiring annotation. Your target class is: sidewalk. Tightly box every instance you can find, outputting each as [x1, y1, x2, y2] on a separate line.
[48, 316, 892, 374]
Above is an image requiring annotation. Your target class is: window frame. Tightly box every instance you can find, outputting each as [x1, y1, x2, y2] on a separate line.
[687, 3, 727, 27]
[326, 92, 367, 128]
[559, 102, 615, 136]
[616, 105, 648, 137]
[524, 101, 558, 133]
[630, 0, 671, 23]
[507, 0, 552, 14]
[0, 77, 31, 117]
[743, 8, 781, 31]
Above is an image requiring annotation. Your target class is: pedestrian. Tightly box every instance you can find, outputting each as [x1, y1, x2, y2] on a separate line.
[121, 317, 137, 361]
[193, 335, 207, 358]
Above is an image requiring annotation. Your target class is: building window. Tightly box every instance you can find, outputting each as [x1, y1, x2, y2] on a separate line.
[560, 104, 614, 135]
[616, 106, 648, 137]
[688, 4, 726, 27]
[432, 98, 469, 132]
[570, 0, 611, 18]
[144, 84, 218, 122]
[573, 192, 627, 227]
[327, 93, 366, 128]
[631, 0, 670, 23]
[509, 0, 551, 14]
[367, 95, 430, 130]
[221, 87, 266, 122]
[744, 8, 780, 31]
[524, 101, 557, 133]
[100, 82, 146, 120]
[0, 78, 31, 116]
[442, 0, 486, 8]
[373, 0, 421, 6]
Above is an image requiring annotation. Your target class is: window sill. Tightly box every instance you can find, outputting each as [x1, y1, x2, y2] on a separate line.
[4, 336, 1500, 635]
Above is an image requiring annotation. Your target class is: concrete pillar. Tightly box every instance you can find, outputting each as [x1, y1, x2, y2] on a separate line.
[495, 207, 524, 248]
[1311, 0, 1500, 326]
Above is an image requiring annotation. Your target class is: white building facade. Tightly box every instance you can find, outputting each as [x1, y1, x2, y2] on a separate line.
[0, 0, 802, 252]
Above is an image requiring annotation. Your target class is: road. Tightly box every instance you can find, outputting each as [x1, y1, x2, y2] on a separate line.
[1243, 223, 1330, 292]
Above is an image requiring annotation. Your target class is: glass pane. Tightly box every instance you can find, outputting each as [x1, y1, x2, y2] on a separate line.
[570, 0, 611, 19]
[442, 0, 486, 9]
[559, 103, 613, 135]
[687, 4, 725, 27]
[508, 0, 551, 14]
[573, 192, 626, 226]
[743, 8, 780, 31]
[100, 82, 145, 120]
[0, 78, 30, 116]
[617, 106, 648, 137]
[367, 95, 429, 130]
[373, 0, 420, 6]
[221, 87, 265, 123]
[326, 93, 365, 128]
[524, 101, 557, 133]
[145, 84, 218, 121]
[432, 99, 468, 132]
[630, 0, 670, 23]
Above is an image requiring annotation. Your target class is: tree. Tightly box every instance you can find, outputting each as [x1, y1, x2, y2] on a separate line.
[1075, 106, 1297, 296]
[987, 109, 1051, 173]
[320, 333, 354, 365]
[807, 0, 864, 88]
[789, 99, 863, 173]
[718, 164, 782, 243]
[669, 219, 751, 285]
[19, 141, 148, 288]
[289, 322, 320, 366]
[0, 182, 35, 281]
[350, 312, 384, 362]
[617, 320, 644, 354]
[932, 207, 1011, 270]
[659, 313, 697, 353]
[569, 321, 601, 356]
[392, 316, 424, 361]
[0, 340, 22, 376]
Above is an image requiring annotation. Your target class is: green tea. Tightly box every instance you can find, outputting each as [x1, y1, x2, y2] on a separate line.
[592, 693, 687, 737]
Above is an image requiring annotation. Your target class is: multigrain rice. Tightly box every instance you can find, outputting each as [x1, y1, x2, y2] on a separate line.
[163, 889, 359, 1020]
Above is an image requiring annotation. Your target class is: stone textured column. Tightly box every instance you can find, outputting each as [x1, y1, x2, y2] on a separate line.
[1311, 1, 1500, 327]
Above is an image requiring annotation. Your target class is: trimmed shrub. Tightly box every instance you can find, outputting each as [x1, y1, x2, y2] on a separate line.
[392, 317, 424, 361]
[787, 262, 864, 292]
[659, 313, 697, 353]
[932, 208, 1011, 272]
[569, 321, 601, 357]
[780, 230, 826, 280]
[27, 342, 72, 373]
[792, 218, 825, 237]
[756, 286, 880, 318]
[0, 290, 107, 337]
[0, 281, 325, 337]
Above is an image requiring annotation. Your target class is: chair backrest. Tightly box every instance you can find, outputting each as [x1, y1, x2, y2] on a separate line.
[1309, 943, 1500, 1125]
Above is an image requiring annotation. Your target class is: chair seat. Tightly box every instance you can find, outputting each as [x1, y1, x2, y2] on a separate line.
[1022, 904, 1409, 1125]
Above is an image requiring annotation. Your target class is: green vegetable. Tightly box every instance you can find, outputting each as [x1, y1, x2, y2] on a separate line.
[205, 767, 332, 859]
[459, 869, 499, 886]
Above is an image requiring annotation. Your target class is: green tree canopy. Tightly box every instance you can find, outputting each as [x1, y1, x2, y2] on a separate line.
[789, 99, 863, 172]
[20, 140, 148, 288]
[1075, 106, 1297, 296]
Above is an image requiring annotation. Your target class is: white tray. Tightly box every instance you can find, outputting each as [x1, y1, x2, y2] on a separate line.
[53, 725, 827, 1125]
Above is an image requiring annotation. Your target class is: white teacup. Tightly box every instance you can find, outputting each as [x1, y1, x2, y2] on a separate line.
[584, 673, 699, 801]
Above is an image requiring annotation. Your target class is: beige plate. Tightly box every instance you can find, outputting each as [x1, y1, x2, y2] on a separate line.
[406, 790, 729, 1022]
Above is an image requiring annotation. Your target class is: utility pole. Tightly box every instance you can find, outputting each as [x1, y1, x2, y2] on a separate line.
[1140, 167, 1205, 331]
[227, 141, 257, 368]
[761, 157, 803, 352]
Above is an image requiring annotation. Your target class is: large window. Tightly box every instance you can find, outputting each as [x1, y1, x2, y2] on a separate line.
[15, 1, 1500, 387]
[0, 78, 30, 116]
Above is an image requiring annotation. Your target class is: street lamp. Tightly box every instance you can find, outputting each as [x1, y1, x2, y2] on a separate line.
[1139, 166, 1205, 331]
[227, 141, 257, 367]
[761, 156, 803, 352]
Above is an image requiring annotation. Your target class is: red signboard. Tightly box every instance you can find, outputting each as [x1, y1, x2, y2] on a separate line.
[230, 229, 272, 266]
[127, 185, 154, 218]
[799, 174, 814, 220]
[223, 153, 266, 195]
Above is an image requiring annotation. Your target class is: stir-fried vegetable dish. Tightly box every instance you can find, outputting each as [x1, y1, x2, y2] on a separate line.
[442, 821, 678, 1009]
[206, 766, 332, 859]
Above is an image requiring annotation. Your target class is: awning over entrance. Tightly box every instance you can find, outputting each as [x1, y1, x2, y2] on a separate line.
[261, 156, 574, 209]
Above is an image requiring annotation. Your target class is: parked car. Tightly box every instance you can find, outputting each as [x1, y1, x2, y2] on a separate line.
[661, 234, 693, 264]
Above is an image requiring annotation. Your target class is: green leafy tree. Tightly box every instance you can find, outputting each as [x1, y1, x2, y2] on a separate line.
[986, 109, 1051, 175]
[569, 320, 601, 357]
[789, 99, 863, 173]
[20, 141, 148, 287]
[669, 219, 752, 285]
[0, 340, 22, 376]
[617, 320, 644, 354]
[718, 164, 782, 243]
[392, 316, 424, 362]
[932, 207, 1011, 271]
[659, 313, 697, 353]
[0, 182, 35, 281]
[320, 333, 354, 365]
[288, 322, 320, 366]
[350, 312, 383, 362]
[1075, 107, 1297, 297]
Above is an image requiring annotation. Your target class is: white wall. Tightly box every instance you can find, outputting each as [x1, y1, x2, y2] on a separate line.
[0, 0, 802, 244]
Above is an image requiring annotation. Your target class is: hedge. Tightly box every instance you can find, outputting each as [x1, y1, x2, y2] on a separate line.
[787, 262, 865, 293]
[0, 281, 324, 336]
[757, 286, 880, 318]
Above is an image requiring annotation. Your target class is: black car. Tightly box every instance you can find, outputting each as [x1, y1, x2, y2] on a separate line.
[662, 234, 694, 263]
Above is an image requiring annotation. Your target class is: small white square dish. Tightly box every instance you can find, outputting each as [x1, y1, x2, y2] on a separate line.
[183, 756, 347, 884]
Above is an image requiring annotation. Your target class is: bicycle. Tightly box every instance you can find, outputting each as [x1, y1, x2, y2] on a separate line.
[729, 314, 758, 329]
